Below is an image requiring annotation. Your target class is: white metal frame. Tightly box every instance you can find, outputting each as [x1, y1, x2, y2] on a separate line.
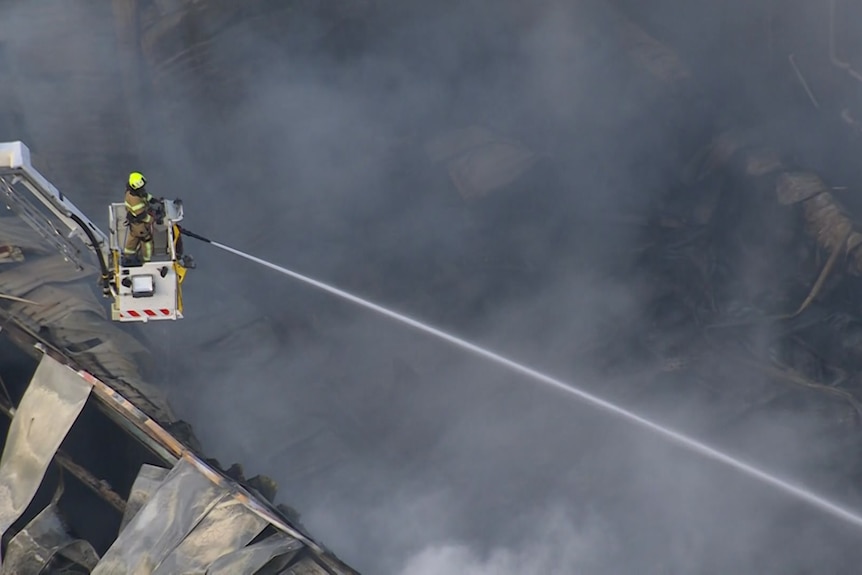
[0, 141, 109, 271]
[108, 200, 185, 322]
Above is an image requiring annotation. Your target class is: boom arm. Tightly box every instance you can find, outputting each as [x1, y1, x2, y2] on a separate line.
[0, 141, 112, 286]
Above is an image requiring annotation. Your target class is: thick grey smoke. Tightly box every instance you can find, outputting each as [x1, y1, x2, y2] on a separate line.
[395, 506, 613, 575]
[3, 0, 862, 574]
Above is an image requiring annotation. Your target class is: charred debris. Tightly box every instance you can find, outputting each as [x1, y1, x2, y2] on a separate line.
[339, 0, 862, 440]
[598, 1, 862, 433]
[304, 0, 862, 486]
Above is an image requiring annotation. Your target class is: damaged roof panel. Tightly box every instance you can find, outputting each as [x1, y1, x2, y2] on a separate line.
[0, 349, 358, 574]
[92, 458, 228, 574]
[205, 532, 304, 575]
[153, 497, 269, 574]
[1, 501, 99, 575]
[119, 463, 170, 532]
[0, 353, 91, 546]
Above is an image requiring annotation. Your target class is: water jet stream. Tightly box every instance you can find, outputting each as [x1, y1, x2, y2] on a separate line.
[198, 235, 862, 530]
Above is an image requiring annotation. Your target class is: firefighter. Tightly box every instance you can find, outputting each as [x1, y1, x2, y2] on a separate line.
[122, 171, 156, 265]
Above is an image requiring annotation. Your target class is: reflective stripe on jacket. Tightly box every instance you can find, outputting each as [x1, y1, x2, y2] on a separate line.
[124, 189, 153, 223]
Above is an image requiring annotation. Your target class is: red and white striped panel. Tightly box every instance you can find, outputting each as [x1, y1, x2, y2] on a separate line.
[121, 309, 172, 319]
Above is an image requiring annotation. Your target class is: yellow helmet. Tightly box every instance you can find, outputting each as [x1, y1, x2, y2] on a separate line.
[128, 172, 146, 190]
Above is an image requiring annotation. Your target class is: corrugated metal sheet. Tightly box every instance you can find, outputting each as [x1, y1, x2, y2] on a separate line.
[92, 458, 227, 574]
[0, 254, 95, 297]
[153, 498, 269, 574]
[7, 284, 105, 327]
[94, 456, 336, 574]
[52, 312, 150, 369]
[0, 502, 99, 574]
[120, 463, 170, 532]
[205, 532, 304, 575]
[0, 354, 92, 553]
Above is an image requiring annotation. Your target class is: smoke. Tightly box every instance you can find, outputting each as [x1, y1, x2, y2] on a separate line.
[0, 0, 139, 219]
[395, 506, 613, 575]
[4, 0, 862, 574]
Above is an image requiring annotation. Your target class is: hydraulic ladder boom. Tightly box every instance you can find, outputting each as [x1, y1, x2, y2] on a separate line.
[0, 141, 112, 283]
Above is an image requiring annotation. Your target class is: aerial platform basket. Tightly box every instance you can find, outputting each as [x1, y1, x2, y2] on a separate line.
[108, 200, 186, 322]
